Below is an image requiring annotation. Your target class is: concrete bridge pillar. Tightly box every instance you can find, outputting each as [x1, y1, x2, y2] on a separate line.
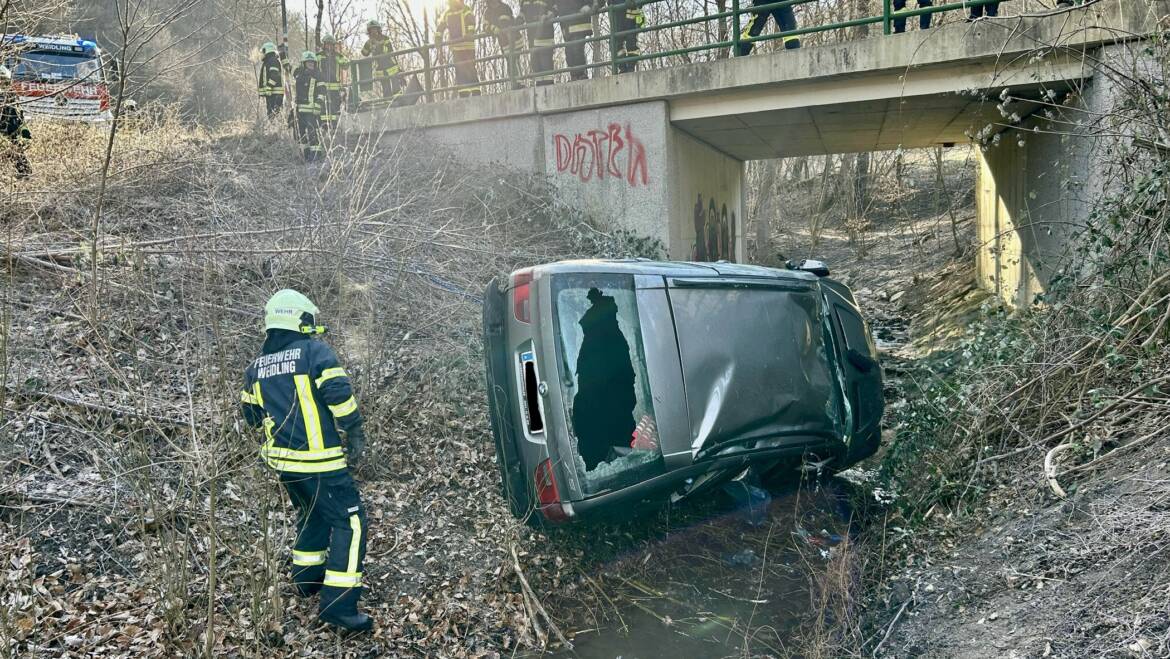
[543, 101, 744, 262]
[976, 44, 1131, 308]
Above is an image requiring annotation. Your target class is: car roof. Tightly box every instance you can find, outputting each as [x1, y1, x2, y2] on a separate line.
[524, 259, 820, 282]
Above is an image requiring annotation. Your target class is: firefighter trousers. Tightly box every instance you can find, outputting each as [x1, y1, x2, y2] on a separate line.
[281, 470, 368, 618]
[452, 49, 481, 96]
[556, 0, 592, 80]
[893, 0, 932, 33]
[523, 3, 555, 86]
[736, 1, 799, 56]
[264, 94, 285, 118]
[296, 111, 322, 162]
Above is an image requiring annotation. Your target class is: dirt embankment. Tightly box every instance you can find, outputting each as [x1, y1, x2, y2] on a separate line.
[1, 118, 642, 657]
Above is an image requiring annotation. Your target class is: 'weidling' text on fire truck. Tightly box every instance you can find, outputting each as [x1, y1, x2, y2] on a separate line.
[1, 34, 113, 122]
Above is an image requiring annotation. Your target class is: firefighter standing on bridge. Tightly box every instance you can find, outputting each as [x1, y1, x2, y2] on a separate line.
[361, 20, 403, 101]
[293, 51, 327, 162]
[521, 0, 556, 85]
[257, 42, 286, 118]
[483, 0, 522, 89]
[736, 0, 800, 55]
[608, 0, 644, 73]
[0, 65, 32, 179]
[240, 289, 372, 633]
[317, 34, 347, 135]
[436, 0, 481, 97]
[555, 0, 594, 80]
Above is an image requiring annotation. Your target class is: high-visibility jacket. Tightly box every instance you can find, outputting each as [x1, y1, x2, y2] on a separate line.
[438, 0, 477, 52]
[240, 336, 363, 474]
[292, 66, 325, 115]
[258, 52, 285, 97]
[360, 37, 401, 77]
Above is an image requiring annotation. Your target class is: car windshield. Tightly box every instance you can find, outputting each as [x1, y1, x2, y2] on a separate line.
[9, 50, 101, 82]
[552, 273, 664, 496]
[667, 280, 847, 458]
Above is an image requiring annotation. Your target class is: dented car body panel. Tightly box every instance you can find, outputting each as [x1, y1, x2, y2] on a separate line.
[482, 259, 883, 524]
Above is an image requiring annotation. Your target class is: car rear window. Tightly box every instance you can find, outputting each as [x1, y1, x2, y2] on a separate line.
[551, 273, 664, 495]
[667, 280, 846, 457]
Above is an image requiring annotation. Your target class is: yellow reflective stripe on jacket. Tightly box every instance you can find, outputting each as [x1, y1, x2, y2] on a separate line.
[328, 397, 358, 418]
[241, 388, 259, 405]
[253, 381, 265, 406]
[534, 38, 554, 46]
[292, 549, 327, 566]
[323, 569, 362, 588]
[315, 367, 347, 388]
[569, 22, 592, 33]
[263, 455, 348, 473]
[261, 441, 344, 461]
[293, 374, 325, 452]
[347, 514, 362, 573]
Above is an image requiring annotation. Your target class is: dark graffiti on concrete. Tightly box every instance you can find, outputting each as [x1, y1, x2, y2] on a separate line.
[692, 194, 737, 262]
[553, 122, 650, 187]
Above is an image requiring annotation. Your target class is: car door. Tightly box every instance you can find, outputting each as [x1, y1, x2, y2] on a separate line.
[820, 279, 884, 464]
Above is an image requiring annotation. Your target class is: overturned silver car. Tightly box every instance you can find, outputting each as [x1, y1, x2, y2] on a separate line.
[482, 259, 882, 525]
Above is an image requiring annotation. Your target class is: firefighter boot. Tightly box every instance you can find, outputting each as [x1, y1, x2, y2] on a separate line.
[319, 587, 373, 632]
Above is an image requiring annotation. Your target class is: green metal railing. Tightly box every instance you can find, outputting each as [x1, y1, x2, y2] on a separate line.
[344, 0, 1007, 110]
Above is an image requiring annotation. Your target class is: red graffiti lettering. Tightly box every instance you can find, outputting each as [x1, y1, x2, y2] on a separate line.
[551, 122, 649, 187]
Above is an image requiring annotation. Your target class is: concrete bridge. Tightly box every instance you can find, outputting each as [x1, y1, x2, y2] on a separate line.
[347, 0, 1167, 306]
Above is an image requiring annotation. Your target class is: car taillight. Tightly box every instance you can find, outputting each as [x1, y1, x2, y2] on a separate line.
[534, 459, 567, 522]
[512, 269, 533, 323]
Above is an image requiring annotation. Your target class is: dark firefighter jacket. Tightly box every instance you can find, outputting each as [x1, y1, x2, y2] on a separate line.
[292, 66, 326, 114]
[318, 50, 348, 91]
[1, 92, 31, 141]
[483, 0, 516, 33]
[438, 0, 477, 51]
[257, 52, 285, 97]
[241, 331, 363, 474]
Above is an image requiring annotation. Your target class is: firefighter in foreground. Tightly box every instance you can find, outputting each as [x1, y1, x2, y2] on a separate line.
[292, 51, 326, 161]
[437, 0, 480, 97]
[240, 289, 372, 632]
[0, 65, 32, 179]
[257, 42, 286, 118]
[317, 35, 347, 134]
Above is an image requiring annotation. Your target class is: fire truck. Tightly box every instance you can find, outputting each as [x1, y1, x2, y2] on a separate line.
[1, 34, 114, 122]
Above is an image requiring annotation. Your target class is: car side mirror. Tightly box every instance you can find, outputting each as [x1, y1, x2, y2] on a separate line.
[785, 259, 830, 277]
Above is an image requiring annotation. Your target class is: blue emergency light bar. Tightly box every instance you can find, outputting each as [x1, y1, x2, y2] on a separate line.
[2, 34, 98, 56]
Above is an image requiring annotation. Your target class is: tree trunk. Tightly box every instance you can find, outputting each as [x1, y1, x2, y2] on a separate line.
[314, 0, 324, 49]
[853, 151, 870, 220]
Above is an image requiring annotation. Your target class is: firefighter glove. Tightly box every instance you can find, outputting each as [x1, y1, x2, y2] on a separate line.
[346, 426, 366, 467]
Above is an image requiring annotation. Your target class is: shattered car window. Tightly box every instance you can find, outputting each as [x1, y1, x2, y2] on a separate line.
[552, 274, 664, 495]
